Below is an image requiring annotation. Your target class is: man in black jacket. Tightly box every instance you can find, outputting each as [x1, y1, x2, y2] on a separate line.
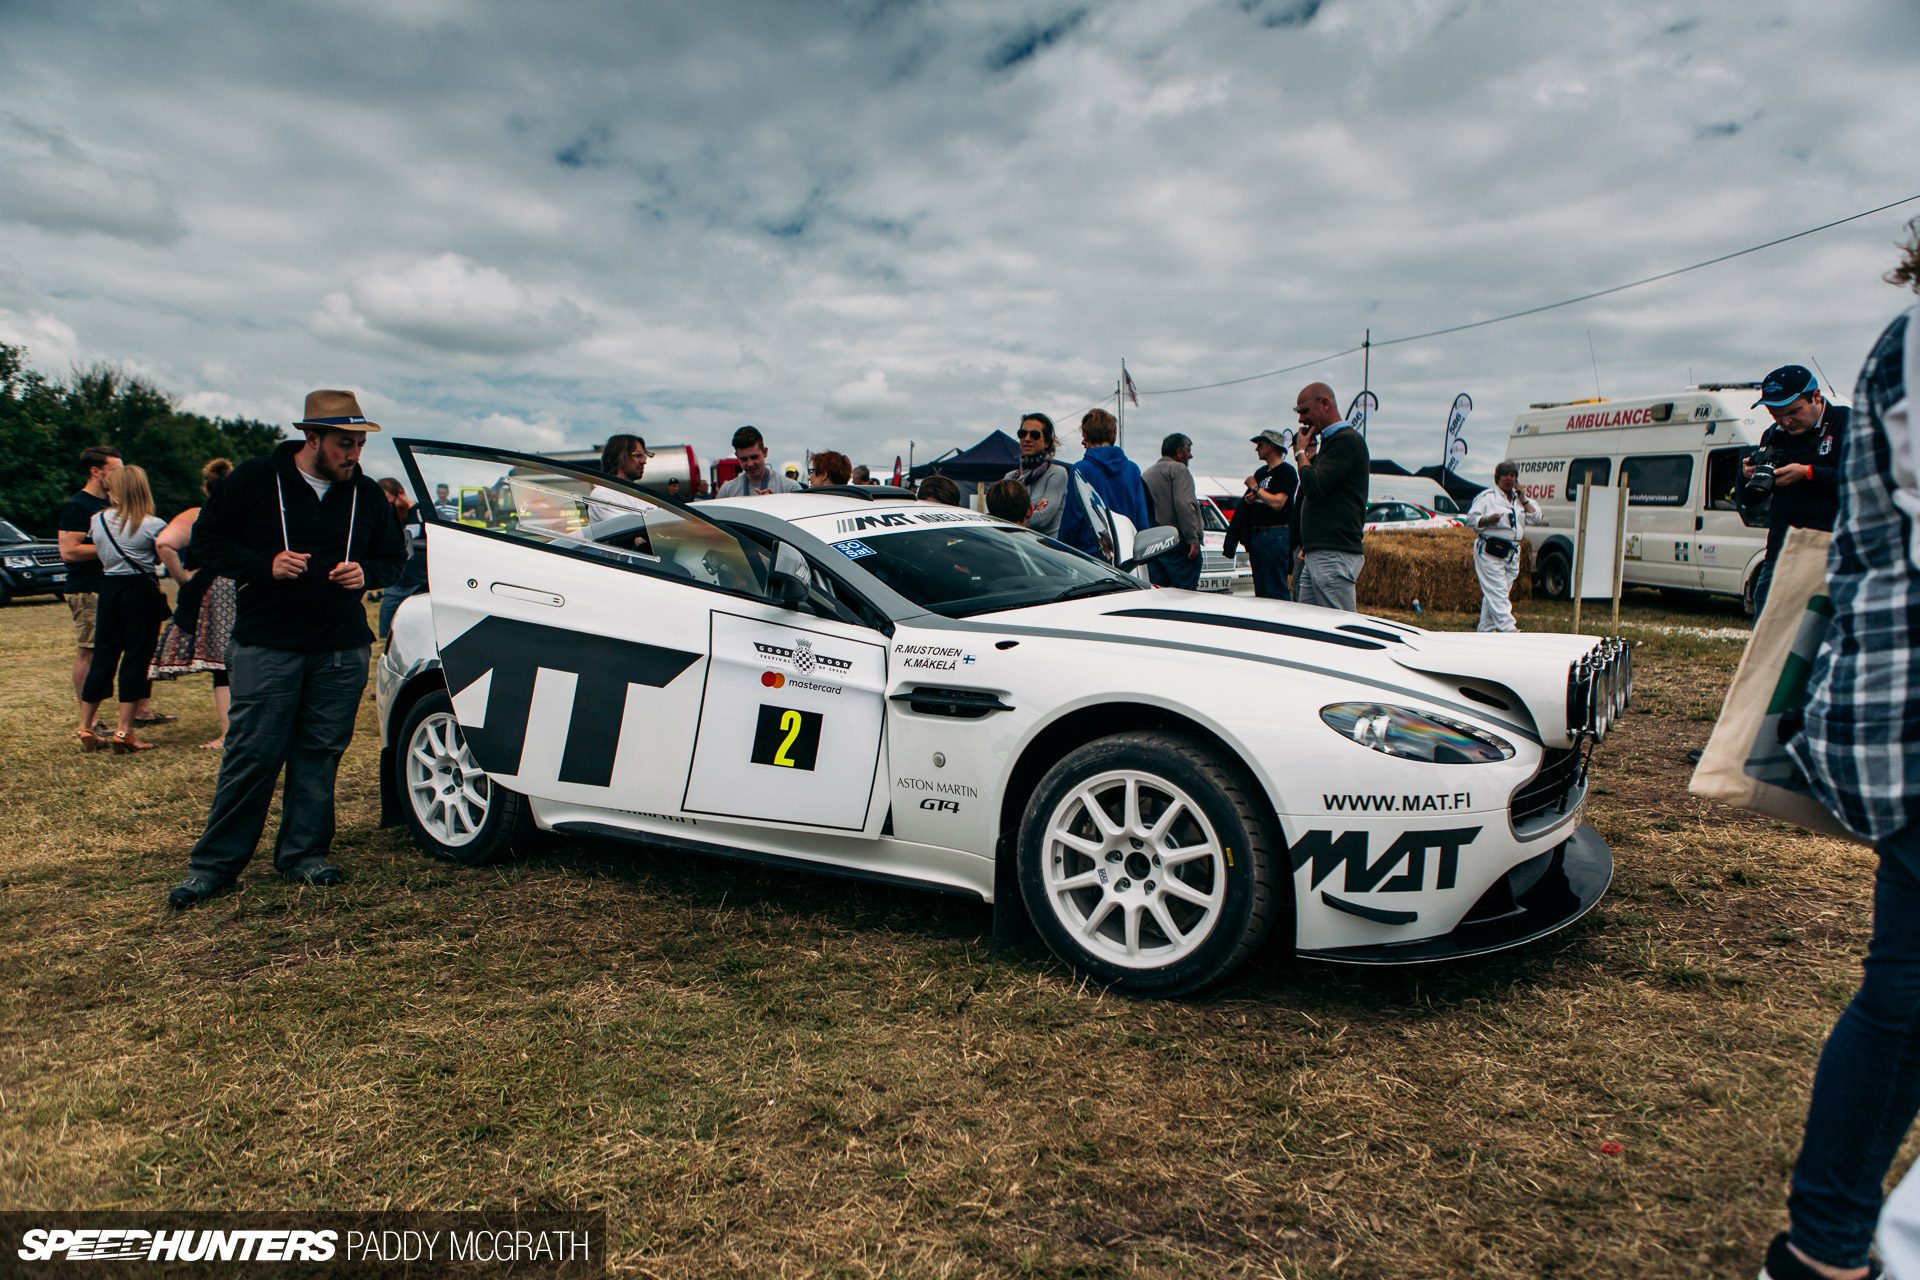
[1290, 382, 1370, 611]
[168, 390, 406, 908]
[1744, 363, 1846, 617]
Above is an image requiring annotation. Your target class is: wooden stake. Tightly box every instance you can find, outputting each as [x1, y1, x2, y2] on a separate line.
[1610, 474, 1630, 635]
[1572, 481, 1591, 634]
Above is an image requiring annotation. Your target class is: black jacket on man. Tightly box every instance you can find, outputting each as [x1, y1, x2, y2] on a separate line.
[1762, 401, 1847, 561]
[192, 440, 406, 652]
[1295, 424, 1371, 555]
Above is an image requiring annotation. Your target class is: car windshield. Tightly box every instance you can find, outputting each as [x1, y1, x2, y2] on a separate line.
[1199, 502, 1228, 534]
[814, 518, 1142, 618]
[0, 520, 27, 543]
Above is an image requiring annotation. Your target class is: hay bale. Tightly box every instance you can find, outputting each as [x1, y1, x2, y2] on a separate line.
[1354, 527, 1533, 614]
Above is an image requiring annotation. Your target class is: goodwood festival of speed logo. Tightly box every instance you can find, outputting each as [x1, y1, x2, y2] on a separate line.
[755, 638, 852, 678]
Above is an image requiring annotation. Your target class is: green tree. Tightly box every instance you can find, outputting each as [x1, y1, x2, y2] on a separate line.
[0, 343, 286, 534]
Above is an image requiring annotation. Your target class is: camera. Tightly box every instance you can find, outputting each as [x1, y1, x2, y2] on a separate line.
[1738, 441, 1786, 523]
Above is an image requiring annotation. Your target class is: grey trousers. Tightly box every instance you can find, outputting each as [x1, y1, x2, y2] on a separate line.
[1295, 549, 1365, 611]
[188, 641, 370, 880]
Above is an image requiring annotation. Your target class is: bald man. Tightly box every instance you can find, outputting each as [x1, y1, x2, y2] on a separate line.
[1289, 382, 1370, 611]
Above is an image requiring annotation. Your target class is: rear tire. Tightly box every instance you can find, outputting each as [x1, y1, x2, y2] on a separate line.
[1017, 731, 1279, 998]
[1537, 547, 1571, 601]
[395, 689, 533, 866]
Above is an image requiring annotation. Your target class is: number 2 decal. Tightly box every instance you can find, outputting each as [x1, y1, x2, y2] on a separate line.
[773, 710, 803, 766]
[751, 705, 823, 770]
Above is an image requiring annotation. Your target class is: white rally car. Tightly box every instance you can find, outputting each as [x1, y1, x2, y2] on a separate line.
[378, 441, 1629, 997]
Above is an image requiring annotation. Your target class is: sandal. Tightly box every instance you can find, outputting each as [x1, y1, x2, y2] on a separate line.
[110, 731, 157, 754]
[77, 728, 109, 753]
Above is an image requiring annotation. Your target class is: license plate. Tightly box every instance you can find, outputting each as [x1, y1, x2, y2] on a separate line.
[1198, 580, 1230, 593]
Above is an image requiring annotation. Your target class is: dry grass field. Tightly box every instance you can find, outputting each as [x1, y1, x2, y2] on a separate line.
[0, 589, 1902, 1278]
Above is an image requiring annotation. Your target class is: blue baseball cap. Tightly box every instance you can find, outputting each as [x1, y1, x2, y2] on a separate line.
[1754, 365, 1818, 408]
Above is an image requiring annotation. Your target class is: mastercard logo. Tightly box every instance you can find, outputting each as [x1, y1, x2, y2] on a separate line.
[761, 671, 786, 688]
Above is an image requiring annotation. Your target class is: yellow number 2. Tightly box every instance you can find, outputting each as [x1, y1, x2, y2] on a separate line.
[773, 709, 803, 768]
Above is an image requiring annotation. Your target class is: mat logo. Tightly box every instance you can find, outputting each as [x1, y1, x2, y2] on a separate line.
[835, 512, 917, 533]
[1288, 827, 1481, 894]
[439, 616, 701, 787]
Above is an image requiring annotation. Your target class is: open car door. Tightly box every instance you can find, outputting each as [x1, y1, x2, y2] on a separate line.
[396, 441, 889, 835]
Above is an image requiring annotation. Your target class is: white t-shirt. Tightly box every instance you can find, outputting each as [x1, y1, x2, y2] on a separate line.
[297, 468, 332, 501]
[585, 484, 647, 525]
[90, 512, 167, 576]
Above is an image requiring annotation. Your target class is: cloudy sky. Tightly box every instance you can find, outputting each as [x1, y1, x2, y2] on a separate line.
[2, 0, 1915, 486]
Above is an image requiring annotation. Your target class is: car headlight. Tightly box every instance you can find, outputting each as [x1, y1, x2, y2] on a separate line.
[1321, 701, 1516, 764]
[1, 555, 31, 569]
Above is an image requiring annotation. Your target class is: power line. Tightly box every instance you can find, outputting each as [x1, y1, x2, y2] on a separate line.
[1125, 192, 1920, 400]
[1137, 343, 1364, 396]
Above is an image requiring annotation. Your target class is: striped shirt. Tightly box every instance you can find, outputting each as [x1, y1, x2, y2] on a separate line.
[1788, 304, 1919, 841]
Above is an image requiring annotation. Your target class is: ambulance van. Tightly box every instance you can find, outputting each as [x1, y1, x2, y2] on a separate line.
[1503, 386, 1773, 612]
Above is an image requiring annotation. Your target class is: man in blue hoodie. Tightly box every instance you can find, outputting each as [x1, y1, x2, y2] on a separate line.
[1073, 408, 1151, 534]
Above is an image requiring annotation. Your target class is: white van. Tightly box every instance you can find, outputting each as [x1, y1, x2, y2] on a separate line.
[1503, 387, 1773, 611]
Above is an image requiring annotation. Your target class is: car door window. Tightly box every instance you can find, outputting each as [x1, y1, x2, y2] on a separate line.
[1622, 454, 1693, 507]
[403, 443, 767, 598]
[1567, 456, 1611, 502]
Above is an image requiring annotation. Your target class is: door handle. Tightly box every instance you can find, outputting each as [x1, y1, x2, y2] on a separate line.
[491, 582, 565, 608]
[1695, 516, 1705, 531]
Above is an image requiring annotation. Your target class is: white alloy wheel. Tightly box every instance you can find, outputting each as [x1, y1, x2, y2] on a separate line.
[1039, 767, 1229, 970]
[405, 709, 492, 848]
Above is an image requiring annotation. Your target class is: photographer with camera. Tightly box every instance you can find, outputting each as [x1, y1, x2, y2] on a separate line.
[1742, 364, 1847, 616]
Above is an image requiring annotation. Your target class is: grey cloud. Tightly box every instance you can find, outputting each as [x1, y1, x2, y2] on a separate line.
[0, 116, 185, 246]
[0, 0, 1913, 490]
[312, 254, 594, 358]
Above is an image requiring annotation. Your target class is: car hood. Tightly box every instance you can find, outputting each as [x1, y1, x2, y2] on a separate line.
[936, 590, 1603, 745]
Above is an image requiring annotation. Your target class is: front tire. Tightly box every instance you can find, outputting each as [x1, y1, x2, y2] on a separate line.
[395, 689, 532, 866]
[1017, 731, 1279, 997]
[1537, 546, 1571, 601]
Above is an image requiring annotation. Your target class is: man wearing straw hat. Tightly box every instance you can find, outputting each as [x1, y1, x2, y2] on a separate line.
[167, 390, 406, 909]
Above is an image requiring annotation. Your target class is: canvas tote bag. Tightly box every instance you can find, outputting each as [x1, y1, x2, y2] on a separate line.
[1688, 527, 1863, 844]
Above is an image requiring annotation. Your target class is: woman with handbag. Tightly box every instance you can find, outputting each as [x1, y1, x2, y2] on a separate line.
[150, 458, 236, 749]
[77, 465, 170, 753]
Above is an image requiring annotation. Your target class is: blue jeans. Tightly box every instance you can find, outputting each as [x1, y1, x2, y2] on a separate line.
[1248, 527, 1292, 600]
[1753, 555, 1776, 618]
[377, 582, 423, 638]
[1788, 822, 1920, 1268]
[1147, 544, 1203, 590]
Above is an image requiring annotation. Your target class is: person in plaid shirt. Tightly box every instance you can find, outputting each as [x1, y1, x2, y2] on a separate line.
[1762, 226, 1920, 1280]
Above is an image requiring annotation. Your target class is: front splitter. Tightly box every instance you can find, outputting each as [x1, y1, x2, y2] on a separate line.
[1300, 823, 1614, 966]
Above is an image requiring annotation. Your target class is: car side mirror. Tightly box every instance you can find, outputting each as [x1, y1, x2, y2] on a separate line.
[767, 541, 810, 609]
[1122, 525, 1181, 571]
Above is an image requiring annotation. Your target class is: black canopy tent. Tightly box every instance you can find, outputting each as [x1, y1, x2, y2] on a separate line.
[908, 430, 1023, 485]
